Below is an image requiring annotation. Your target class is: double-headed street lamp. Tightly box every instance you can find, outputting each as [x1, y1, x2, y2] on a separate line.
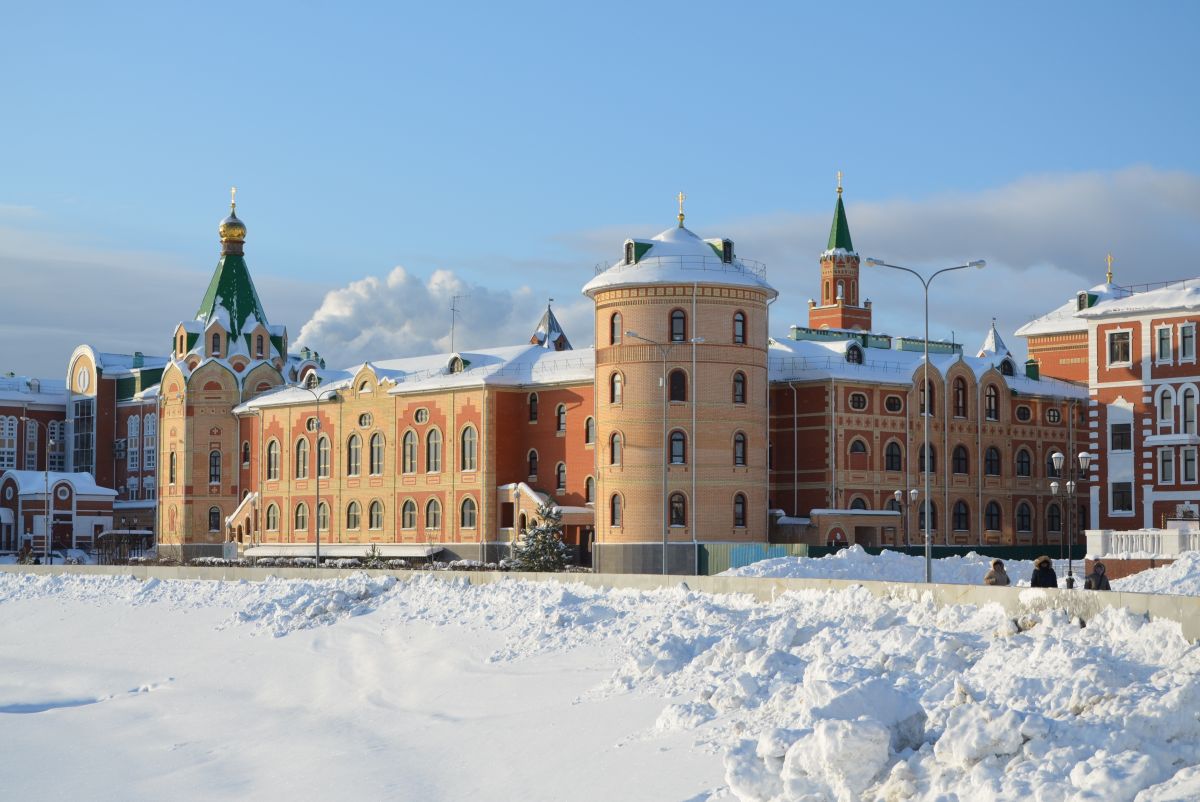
[625, 330, 704, 575]
[19, 417, 56, 563]
[865, 257, 986, 583]
[1050, 449, 1092, 589]
[893, 487, 919, 547]
[297, 374, 336, 565]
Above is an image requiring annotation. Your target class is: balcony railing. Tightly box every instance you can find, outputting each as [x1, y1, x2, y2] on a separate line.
[594, 254, 767, 282]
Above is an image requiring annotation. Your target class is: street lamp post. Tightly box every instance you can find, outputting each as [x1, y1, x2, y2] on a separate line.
[1051, 450, 1092, 589]
[626, 330, 704, 575]
[20, 417, 56, 563]
[297, 375, 334, 565]
[894, 487, 919, 547]
[865, 258, 985, 583]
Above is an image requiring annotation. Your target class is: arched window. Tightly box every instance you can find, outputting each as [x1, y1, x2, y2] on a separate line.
[850, 497, 867, 510]
[256, 334, 264, 358]
[733, 372, 746, 404]
[885, 442, 903, 472]
[846, 345, 863, 365]
[985, 446, 1001, 476]
[317, 436, 330, 478]
[953, 500, 969, 531]
[426, 429, 442, 473]
[528, 393, 539, 423]
[1016, 502, 1031, 533]
[585, 417, 596, 445]
[985, 501, 1002, 531]
[733, 432, 747, 466]
[295, 438, 309, 479]
[347, 434, 361, 476]
[669, 369, 687, 402]
[918, 501, 937, 533]
[670, 309, 687, 342]
[295, 503, 308, 532]
[733, 493, 747, 527]
[670, 493, 686, 526]
[610, 373, 623, 404]
[401, 499, 417, 529]
[919, 444, 935, 473]
[369, 500, 383, 530]
[610, 433, 622, 465]
[1047, 503, 1062, 533]
[170, 450, 178, 484]
[670, 431, 686, 464]
[527, 449, 538, 477]
[556, 404, 567, 432]
[953, 377, 967, 417]
[369, 433, 384, 475]
[555, 462, 566, 491]
[1016, 448, 1032, 477]
[461, 426, 477, 471]
[1158, 387, 1175, 428]
[610, 312, 622, 345]
[1046, 452, 1061, 478]
[920, 380, 935, 415]
[953, 445, 969, 475]
[425, 499, 441, 530]
[624, 241, 635, 264]
[209, 450, 221, 484]
[610, 495, 622, 527]
[347, 501, 361, 530]
[211, 332, 221, 354]
[317, 502, 329, 532]
[461, 497, 477, 528]
[242, 441, 251, 466]
[849, 439, 867, 455]
[886, 498, 901, 513]
[585, 476, 595, 504]
[402, 431, 417, 474]
[1000, 359, 1015, 377]
[261, 505, 274, 532]
[985, 385, 1000, 421]
[733, 312, 746, 344]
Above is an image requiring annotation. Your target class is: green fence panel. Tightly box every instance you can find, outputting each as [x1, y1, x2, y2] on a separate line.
[699, 543, 808, 575]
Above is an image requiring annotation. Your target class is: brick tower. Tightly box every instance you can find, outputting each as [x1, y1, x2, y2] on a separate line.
[808, 177, 872, 330]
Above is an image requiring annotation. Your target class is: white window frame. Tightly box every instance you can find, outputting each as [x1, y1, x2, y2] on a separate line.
[1182, 323, 1197, 364]
[1160, 448, 1176, 485]
[1157, 386, 1176, 430]
[1184, 447, 1198, 484]
[1110, 481, 1135, 515]
[1156, 325, 1174, 365]
[1106, 329, 1133, 368]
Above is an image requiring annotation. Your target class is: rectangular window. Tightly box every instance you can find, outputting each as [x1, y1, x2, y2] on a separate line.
[1160, 449, 1176, 484]
[1157, 327, 1173, 363]
[1185, 448, 1198, 483]
[1110, 423, 1132, 451]
[1108, 331, 1131, 366]
[24, 421, 37, 470]
[127, 477, 139, 501]
[128, 434, 139, 471]
[1182, 324, 1196, 362]
[73, 399, 95, 474]
[1111, 482, 1134, 513]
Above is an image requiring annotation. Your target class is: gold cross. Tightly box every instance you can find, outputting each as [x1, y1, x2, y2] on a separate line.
[230, 186, 237, 210]
[837, 170, 843, 194]
[1106, 252, 1114, 284]
[677, 191, 686, 226]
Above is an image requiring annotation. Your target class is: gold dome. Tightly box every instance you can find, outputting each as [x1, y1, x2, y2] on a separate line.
[219, 186, 246, 242]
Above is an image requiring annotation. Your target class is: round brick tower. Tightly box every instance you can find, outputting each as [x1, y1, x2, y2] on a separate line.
[582, 211, 777, 574]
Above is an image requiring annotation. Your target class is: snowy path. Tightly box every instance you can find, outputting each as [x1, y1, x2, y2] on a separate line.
[1, 571, 1198, 801]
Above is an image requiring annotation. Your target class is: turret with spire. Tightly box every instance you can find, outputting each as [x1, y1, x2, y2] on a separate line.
[529, 300, 572, 351]
[808, 173, 872, 331]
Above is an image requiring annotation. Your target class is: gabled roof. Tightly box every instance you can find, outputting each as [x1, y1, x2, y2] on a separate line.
[195, 252, 270, 341]
[530, 304, 571, 351]
[1014, 282, 1131, 338]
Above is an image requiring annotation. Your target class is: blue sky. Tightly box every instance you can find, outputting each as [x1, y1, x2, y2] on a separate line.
[3, 1, 1200, 373]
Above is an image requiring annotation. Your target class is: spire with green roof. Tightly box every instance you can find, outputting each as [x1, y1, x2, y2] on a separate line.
[195, 191, 270, 341]
[826, 182, 855, 253]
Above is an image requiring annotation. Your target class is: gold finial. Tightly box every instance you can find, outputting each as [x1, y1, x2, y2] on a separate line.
[837, 170, 843, 195]
[1105, 252, 1114, 284]
[677, 191, 686, 227]
[230, 186, 237, 212]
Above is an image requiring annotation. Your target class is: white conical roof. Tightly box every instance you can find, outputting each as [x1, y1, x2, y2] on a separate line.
[976, 319, 1010, 358]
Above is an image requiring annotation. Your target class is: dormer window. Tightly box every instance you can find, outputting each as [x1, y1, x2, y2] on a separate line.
[846, 345, 863, 365]
[1000, 359, 1015, 376]
[624, 241, 635, 265]
[449, 356, 464, 374]
[1077, 292, 1089, 311]
[721, 239, 733, 264]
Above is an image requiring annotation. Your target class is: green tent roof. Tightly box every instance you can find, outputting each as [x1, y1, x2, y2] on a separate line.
[826, 194, 854, 252]
[196, 253, 269, 340]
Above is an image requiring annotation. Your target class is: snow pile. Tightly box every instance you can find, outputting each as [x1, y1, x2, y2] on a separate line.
[1112, 551, 1200, 596]
[723, 544, 1046, 585]
[225, 574, 398, 636]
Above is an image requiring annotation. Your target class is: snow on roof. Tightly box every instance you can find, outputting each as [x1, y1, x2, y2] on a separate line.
[1013, 282, 1132, 338]
[1078, 278, 1200, 319]
[94, 352, 170, 376]
[976, 319, 1009, 358]
[0, 471, 117, 497]
[530, 305, 571, 350]
[582, 225, 777, 298]
[767, 336, 1087, 399]
[0, 375, 67, 406]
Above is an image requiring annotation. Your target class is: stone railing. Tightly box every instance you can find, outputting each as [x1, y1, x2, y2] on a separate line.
[1086, 528, 1200, 557]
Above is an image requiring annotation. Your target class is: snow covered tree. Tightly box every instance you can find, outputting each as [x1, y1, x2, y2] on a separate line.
[511, 500, 570, 572]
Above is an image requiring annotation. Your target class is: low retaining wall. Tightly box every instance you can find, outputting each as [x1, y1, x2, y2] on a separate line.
[1085, 558, 1176, 582]
[3, 564, 1197, 642]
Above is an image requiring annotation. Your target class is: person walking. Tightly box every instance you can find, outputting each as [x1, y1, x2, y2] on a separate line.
[1030, 555, 1058, 588]
[1084, 562, 1111, 591]
[984, 559, 1010, 586]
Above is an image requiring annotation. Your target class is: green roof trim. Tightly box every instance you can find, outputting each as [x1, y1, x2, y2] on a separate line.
[196, 253, 269, 340]
[826, 195, 854, 252]
[270, 334, 284, 359]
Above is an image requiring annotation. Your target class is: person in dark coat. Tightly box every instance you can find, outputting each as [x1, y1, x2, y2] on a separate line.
[1084, 562, 1112, 591]
[1030, 555, 1058, 588]
[984, 559, 1011, 586]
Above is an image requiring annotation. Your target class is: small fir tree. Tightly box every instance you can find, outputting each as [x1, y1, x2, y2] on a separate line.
[512, 500, 570, 572]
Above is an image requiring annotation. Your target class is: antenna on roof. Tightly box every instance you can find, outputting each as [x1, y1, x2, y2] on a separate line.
[450, 294, 470, 354]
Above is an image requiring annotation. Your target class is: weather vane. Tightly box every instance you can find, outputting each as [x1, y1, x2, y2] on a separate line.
[230, 186, 237, 211]
[677, 191, 686, 227]
[837, 170, 843, 195]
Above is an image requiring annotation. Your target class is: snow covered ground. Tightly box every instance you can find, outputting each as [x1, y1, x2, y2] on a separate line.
[1, 570, 1199, 801]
